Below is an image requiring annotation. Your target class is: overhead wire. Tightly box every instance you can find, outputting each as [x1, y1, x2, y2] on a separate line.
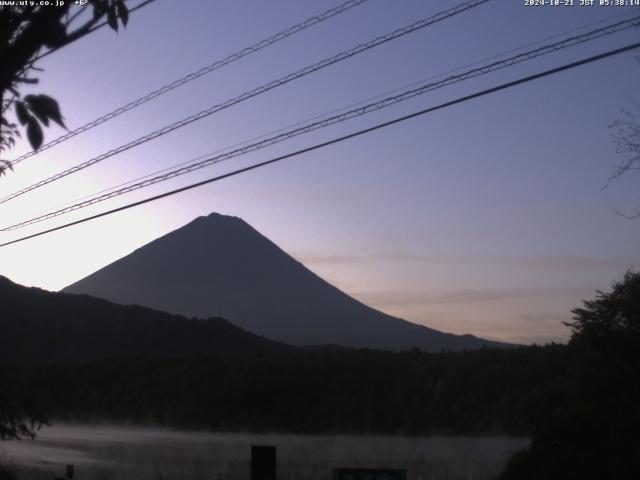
[40, 7, 640, 215]
[4, 14, 639, 232]
[0, 0, 491, 205]
[1, 40, 639, 248]
[9, 0, 370, 166]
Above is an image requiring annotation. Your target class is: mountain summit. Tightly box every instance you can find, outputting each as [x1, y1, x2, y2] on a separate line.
[64, 213, 508, 351]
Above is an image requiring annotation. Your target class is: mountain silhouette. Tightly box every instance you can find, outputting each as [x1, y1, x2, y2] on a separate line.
[0, 275, 289, 362]
[64, 213, 509, 351]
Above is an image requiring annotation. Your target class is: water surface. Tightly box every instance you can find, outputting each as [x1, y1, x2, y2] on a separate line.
[0, 425, 528, 480]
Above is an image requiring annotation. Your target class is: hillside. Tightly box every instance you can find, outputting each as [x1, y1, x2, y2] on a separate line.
[0, 275, 290, 362]
[64, 213, 510, 351]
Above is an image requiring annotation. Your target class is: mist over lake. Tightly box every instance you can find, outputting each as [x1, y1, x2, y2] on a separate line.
[0, 425, 528, 480]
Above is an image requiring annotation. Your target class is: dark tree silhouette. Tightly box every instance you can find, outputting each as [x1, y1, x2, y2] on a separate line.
[566, 270, 640, 341]
[0, 389, 46, 440]
[0, 0, 134, 443]
[607, 66, 640, 219]
[0, 0, 131, 175]
[500, 271, 640, 480]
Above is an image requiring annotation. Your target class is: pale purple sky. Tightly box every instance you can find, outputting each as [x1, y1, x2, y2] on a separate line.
[1, 0, 639, 343]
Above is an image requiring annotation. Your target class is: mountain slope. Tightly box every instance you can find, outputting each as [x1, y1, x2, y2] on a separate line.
[64, 213, 509, 351]
[0, 275, 290, 362]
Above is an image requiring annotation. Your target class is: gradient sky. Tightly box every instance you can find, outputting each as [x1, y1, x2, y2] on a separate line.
[1, 0, 639, 344]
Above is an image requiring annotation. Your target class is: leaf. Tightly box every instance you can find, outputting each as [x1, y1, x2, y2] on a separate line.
[24, 95, 49, 126]
[25, 96, 49, 127]
[42, 20, 67, 48]
[93, 0, 107, 18]
[17, 77, 39, 84]
[24, 95, 66, 129]
[0, 160, 14, 176]
[15, 101, 31, 125]
[26, 118, 44, 150]
[117, 0, 129, 27]
[107, 7, 118, 32]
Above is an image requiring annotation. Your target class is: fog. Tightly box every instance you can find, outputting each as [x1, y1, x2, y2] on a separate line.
[0, 425, 528, 480]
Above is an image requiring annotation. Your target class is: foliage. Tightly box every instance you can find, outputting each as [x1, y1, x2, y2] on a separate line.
[566, 269, 640, 341]
[610, 102, 640, 191]
[0, 276, 290, 362]
[608, 71, 640, 218]
[0, 0, 130, 173]
[0, 387, 46, 440]
[0, 275, 569, 436]
[0, 2, 134, 440]
[499, 271, 640, 479]
[0, 346, 570, 436]
[2, 271, 639, 473]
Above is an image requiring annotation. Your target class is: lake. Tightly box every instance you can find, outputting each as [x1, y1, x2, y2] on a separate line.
[0, 425, 528, 480]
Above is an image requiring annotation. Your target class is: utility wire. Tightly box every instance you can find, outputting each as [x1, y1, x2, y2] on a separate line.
[42, 8, 639, 215]
[4, 15, 638, 232]
[9, 0, 369, 166]
[0, 0, 491, 205]
[1, 40, 638, 249]
[62, 0, 635, 216]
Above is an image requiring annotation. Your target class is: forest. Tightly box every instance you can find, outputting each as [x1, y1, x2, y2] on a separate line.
[1, 345, 568, 435]
[1, 272, 638, 479]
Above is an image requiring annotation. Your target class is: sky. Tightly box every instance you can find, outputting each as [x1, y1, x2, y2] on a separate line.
[1, 0, 639, 344]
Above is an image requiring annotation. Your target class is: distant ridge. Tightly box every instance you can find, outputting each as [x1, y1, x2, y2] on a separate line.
[0, 275, 290, 362]
[64, 213, 511, 351]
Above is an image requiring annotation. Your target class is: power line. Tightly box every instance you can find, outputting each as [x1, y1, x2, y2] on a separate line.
[0, 0, 491, 205]
[2, 40, 638, 249]
[42, 8, 639, 216]
[5, 15, 638, 232]
[9, 0, 369, 166]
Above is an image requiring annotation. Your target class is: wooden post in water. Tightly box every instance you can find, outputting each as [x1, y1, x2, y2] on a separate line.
[251, 445, 276, 480]
[333, 468, 407, 480]
[53, 463, 74, 480]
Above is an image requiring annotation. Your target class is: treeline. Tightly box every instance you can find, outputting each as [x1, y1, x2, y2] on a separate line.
[2, 273, 638, 479]
[2, 345, 569, 436]
[498, 271, 640, 479]
[0, 275, 290, 363]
